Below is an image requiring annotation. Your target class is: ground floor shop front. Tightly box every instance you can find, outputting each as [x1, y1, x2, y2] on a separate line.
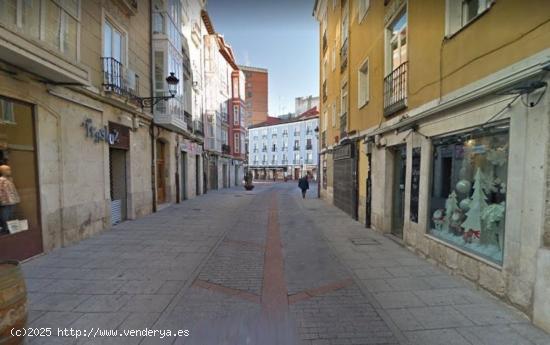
[249, 165, 317, 181]
[0, 73, 207, 262]
[319, 57, 550, 332]
[205, 153, 244, 191]
[0, 75, 153, 261]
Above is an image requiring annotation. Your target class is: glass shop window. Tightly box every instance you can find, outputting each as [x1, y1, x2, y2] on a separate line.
[429, 125, 509, 264]
[0, 97, 42, 260]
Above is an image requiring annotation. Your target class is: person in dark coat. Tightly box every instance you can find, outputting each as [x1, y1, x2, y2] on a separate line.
[298, 175, 309, 199]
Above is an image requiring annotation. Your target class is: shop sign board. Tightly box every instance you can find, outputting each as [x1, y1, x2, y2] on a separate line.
[108, 122, 130, 150]
[82, 118, 121, 145]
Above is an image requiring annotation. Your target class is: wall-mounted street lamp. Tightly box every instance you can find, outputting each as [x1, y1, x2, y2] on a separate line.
[137, 73, 180, 109]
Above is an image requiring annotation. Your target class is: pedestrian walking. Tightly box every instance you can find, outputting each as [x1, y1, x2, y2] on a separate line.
[298, 175, 309, 199]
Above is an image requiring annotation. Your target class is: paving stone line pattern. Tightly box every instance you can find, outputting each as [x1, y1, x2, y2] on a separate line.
[21, 184, 550, 345]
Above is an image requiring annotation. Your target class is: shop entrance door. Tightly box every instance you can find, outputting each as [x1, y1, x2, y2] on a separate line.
[195, 155, 200, 195]
[391, 145, 407, 238]
[365, 153, 372, 228]
[156, 141, 166, 204]
[222, 164, 228, 188]
[109, 148, 127, 225]
[181, 152, 187, 200]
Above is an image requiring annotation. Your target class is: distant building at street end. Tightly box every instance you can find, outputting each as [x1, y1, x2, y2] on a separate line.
[295, 95, 320, 116]
[239, 65, 268, 126]
[248, 108, 319, 181]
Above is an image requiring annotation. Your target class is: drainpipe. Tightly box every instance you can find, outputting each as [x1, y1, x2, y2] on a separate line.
[149, 0, 157, 213]
[175, 136, 180, 203]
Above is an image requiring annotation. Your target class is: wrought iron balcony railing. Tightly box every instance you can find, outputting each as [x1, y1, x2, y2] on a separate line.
[193, 120, 204, 136]
[222, 144, 230, 154]
[340, 38, 348, 72]
[306, 144, 313, 150]
[340, 113, 347, 138]
[293, 146, 300, 151]
[184, 111, 193, 132]
[102, 57, 140, 101]
[383, 61, 408, 116]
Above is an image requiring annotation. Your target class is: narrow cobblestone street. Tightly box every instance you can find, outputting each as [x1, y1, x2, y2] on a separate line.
[22, 184, 550, 345]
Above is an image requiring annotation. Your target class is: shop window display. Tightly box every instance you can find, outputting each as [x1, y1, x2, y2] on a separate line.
[430, 126, 509, 264]
[0, 97, 42, 260]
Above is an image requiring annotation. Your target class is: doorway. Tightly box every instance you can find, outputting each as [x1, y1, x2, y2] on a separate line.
[365, 153, 372, 228]
[391, 145, 407, 238]
[181, 151, 187, 200]
[156, 140, 166, 204]
[222, 164, 228, 188]
[234, 165, 239, 186]
[195, 155, 201, 195]
[109, 148, 127, 225]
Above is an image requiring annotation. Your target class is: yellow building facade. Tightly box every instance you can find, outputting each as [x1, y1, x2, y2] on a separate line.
[315, 0, 550, 332]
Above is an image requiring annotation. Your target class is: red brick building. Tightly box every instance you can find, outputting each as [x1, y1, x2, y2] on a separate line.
[239, 65, 268, 126]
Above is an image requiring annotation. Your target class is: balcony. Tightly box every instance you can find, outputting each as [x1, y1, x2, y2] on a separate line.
[262, 147, 268, 152]
[340, 113, 347, 138]
[184, 111, 193, 132]
[383, 62, 408, 117]
[294, 131, 301, 136]
[340, 38, 348, 72]
[193, 120, 204, 136]
[222, 144, 231, 154]
[114, 0, 138, 16]
[293, 146, 300, 151]
[282, 160, 289, 165]
[293, 159, 300, 164]
[262, 160, 268, 165]
[102, 57, 140, 101]
[306, 144, 313, 150]
[305, 159, 314, 164]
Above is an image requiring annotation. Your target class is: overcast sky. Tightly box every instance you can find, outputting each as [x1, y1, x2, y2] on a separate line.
[207, 0, 319, 116]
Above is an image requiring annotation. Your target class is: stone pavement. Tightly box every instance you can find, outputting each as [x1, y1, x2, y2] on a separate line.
[21, 183, 550, 345]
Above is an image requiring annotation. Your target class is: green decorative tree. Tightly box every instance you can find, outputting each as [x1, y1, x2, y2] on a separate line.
[461, 168, 489, 242]
[443, 191, 459, 233]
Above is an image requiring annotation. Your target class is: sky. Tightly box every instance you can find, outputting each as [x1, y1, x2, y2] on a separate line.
[207, 0, 319, 116]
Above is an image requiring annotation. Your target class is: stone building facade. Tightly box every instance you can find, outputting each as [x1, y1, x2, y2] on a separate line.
[0, 0, 153, 260]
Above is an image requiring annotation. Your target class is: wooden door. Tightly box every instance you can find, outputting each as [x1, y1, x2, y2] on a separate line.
[156, 141, 166, 204]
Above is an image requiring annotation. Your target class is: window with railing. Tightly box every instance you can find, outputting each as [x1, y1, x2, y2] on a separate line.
[321, 131, 326, 148]
[262, 145, 267, 152]
[340, 38, 348, 72]
[193, 120, 204, 135]
[383, 62, 408, 116]
[272, 144, 277, 152]
[282, 130, 288, 137]
[306, 138, 313, 150]
[294, 140, 300, 151]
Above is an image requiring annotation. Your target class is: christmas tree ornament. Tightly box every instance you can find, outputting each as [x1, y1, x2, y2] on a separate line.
[456, 179, 471, 195]
[459, 198, 471, 211]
